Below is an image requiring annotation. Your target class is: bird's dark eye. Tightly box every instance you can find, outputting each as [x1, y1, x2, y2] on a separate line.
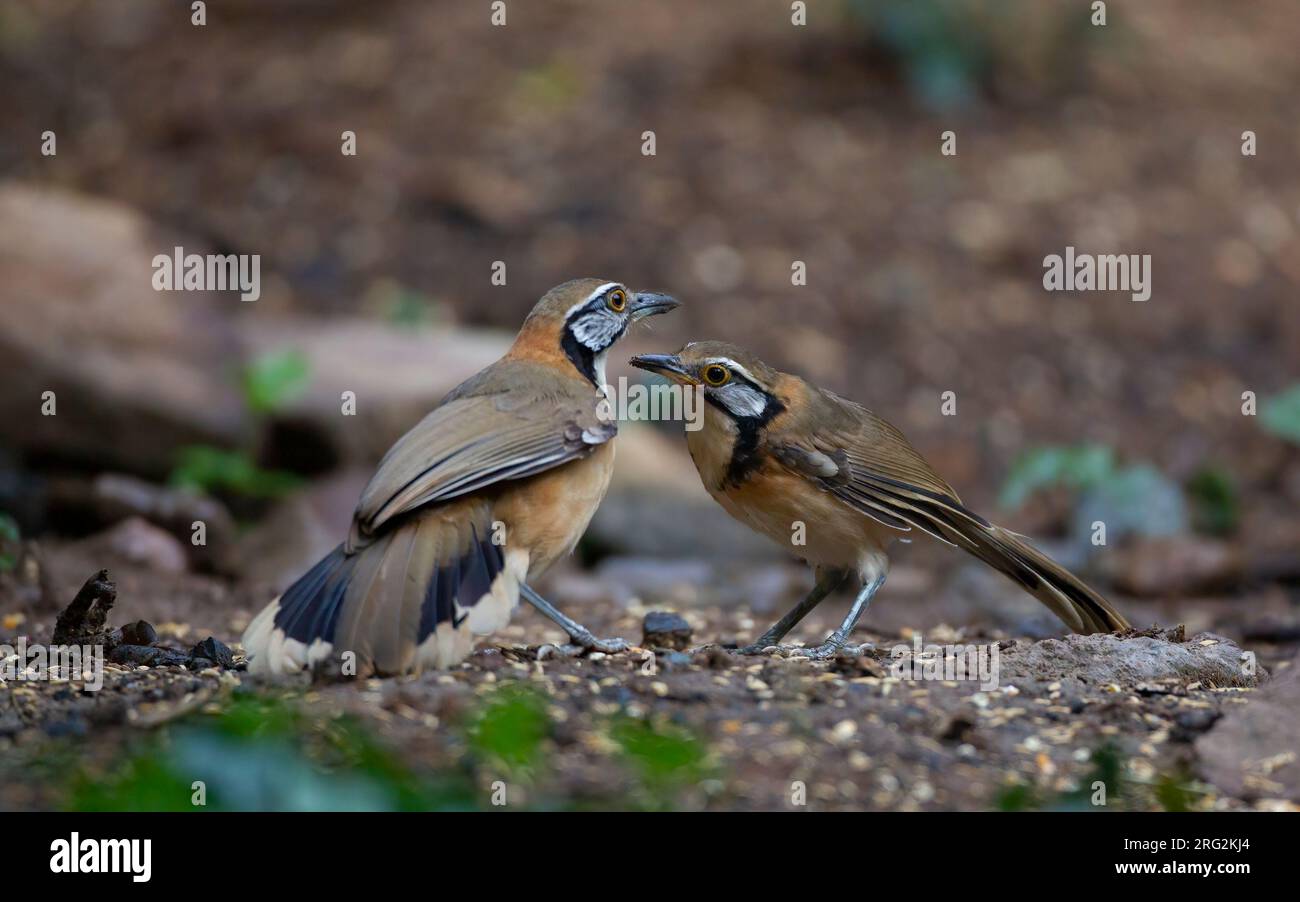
[606, 289, 627, 312]
[703, 364, 730, 386]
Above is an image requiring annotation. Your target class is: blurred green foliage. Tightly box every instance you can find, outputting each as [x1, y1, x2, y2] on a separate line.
[365, 278, 446, 330]
[998, 751, 1203, 813]
[844, 0, 1100, 110]
[69, 695, 476, 812]
[386, 289, 438, 329]
[468, 686, 550, 774]
[240, 349, 312, 416]
[996, 742, 1123, 811]
[996, 748, 1210, 814]
[1154, 771, 1196, 813]
[514, 59, 583, 112]
[1073, 462, 1188, 539]
[1187, 466, 1240, 536]
[1000, 444, 1214, 539]
[1076, 742, 1123, 805]
[999, 444, 1117, 510]
[52, 685, 718, 812]
[169, 445, 303, 499]
[1261, 384, 1300, 444]
[994, 780, 1037, 812]
[847, 0, 989, 110]
[166, 349, 315, 498]
[611, 716, 710, 788]
[0, 511, 19, 572]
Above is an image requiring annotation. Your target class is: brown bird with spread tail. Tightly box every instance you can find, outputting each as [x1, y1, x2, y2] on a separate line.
[631, 342, 1128, 657]
[243, 279, 678, 677]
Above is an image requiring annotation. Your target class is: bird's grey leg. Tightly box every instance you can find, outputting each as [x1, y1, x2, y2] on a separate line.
[521, 583, 629, 654]
[791, 570, 886, 659]
[736, 568, 849, 655]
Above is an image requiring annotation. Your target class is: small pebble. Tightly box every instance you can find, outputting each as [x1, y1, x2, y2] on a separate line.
[642, 611, 693, 650]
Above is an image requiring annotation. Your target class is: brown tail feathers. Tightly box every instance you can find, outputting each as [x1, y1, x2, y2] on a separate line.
[954, 520, 1129, 634]
[242, 498, 526, 677]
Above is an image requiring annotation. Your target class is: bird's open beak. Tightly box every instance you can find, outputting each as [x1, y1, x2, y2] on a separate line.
[628, 291, 680, 322]
[629, 353, 698, 385]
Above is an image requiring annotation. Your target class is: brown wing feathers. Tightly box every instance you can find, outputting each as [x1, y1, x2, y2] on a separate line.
[350, 386, 612, 547]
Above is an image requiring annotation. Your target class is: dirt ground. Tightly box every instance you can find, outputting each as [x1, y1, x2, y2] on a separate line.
[1, 540, 1291, 812]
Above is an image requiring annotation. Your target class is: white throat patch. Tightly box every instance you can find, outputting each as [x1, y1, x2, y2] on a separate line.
[717, 382, 768, 419]
[571, 310, 623, 351]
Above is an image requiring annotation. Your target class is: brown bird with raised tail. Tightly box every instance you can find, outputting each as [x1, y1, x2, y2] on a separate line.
[631, 341, 1128, 657]
[243, 279, 678, 677]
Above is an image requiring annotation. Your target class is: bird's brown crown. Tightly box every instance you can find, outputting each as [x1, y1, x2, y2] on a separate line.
[676, 341, 781, 389]
[519, 278, 619, 331]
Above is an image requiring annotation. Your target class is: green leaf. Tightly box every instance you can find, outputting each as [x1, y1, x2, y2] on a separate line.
[995, 781, 1038, 811]
[1154, 773, 1194, 813]
[1261, 384, 1300, 444]
[68, 694, 478, 812]
[0, 512, 18, 572]
[1187, 466, 1239, 536]
[169, 445, 303, 499]
[610, 716, 709, 787]
[387, 290, 434, 329]
[514, 59, 583, 112]
[998, 444, 1116, 510]
[469, 687, 550, 772]
[240, 349, 311, 415]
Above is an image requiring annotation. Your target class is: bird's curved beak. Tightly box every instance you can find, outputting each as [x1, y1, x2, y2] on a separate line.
[628, 291, 680, 322]
[629, 353, 698, 385]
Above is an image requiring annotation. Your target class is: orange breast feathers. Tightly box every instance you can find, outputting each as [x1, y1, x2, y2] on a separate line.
[493, 439, 616, 579]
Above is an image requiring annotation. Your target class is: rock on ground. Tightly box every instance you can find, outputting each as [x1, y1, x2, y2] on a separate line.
[245, 316, 509, 468]
[999, 631, 1261, 690]
[0, 183, 246, 476]
[1196, 651, 1300, 803]
[642, 611, 693, 650]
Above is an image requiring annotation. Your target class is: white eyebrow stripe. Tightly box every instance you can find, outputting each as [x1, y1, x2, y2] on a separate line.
[704, 357, 760, 384]
[564, 282, 622, 319]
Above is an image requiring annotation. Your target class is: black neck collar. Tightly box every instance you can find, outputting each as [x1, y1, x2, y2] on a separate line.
[711, 393, 785, 487]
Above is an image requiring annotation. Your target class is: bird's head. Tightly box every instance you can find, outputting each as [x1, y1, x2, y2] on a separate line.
[517, 279, 679, 387]
[630, 340, 783, 426]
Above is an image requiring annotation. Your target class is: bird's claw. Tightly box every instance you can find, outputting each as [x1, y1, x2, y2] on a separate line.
[786, 641, 874, 660]
[537, 637, 628, 661]
[567, 632, 630, 655]
[735, 639, 874, 658]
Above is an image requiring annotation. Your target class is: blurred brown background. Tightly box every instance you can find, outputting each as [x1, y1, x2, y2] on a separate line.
[1, 0, 1298, 645]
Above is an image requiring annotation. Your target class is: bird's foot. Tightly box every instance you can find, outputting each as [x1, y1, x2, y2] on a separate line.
[735, 637, 874, 659]
[786, 640, 874, 660]
[564, 630, 630, 655]
[734, 638, 783, 656]
[520, 585, 629, 656]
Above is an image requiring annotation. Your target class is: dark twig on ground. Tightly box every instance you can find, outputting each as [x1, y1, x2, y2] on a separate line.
[50, 569, 236, 670]
[51, 568, 116, 645]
